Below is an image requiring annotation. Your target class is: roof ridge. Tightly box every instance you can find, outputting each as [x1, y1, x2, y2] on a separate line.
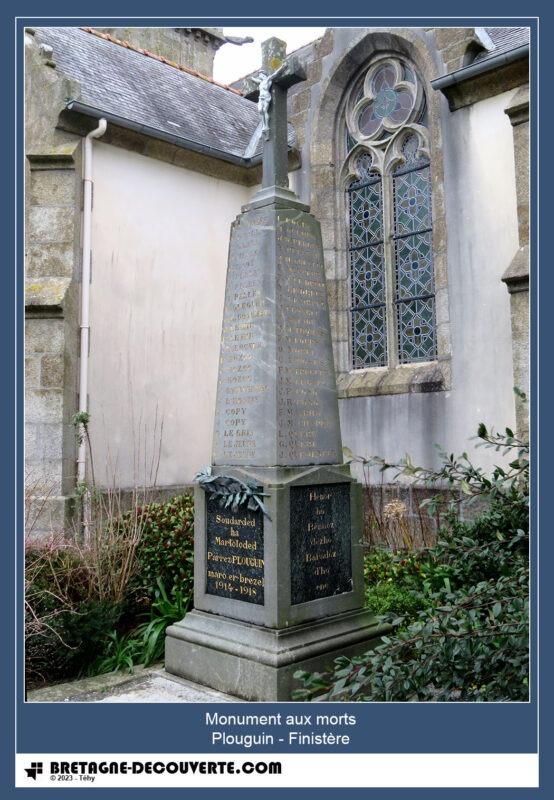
[80, 27, 244, 96]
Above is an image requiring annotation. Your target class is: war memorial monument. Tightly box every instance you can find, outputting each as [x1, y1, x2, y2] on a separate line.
[165, 38, 389, 701]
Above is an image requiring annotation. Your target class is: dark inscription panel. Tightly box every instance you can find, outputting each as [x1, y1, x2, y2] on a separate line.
[290, 483, 352, 605]
[206, 497, 264, 605]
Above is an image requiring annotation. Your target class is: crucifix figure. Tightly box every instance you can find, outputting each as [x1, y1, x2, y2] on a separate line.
[244, 38, 306, 191]
[251, 63, 287, 140]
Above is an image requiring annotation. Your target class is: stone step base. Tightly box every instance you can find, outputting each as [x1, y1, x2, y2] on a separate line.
[165, 607, 390, 701]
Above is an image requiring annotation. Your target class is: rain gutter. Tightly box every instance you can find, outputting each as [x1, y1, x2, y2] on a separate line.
[66, 100, 263, 166]
[431, 44, 529, 92]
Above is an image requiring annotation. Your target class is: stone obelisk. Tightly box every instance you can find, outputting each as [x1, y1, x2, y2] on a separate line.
[165, 38, 389, 701]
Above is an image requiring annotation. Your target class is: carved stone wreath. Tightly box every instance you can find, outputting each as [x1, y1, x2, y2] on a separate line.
[194, 466, 271, 519]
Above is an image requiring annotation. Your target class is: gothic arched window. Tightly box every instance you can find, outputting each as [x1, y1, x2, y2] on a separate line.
[342, 56, 437, 369]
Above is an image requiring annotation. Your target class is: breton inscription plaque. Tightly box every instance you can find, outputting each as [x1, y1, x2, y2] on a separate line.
[290, 483, 352, 605]
[206, 496, 264, 605]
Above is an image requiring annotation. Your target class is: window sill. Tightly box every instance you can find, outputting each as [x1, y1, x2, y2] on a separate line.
[336, 358, 451, 399]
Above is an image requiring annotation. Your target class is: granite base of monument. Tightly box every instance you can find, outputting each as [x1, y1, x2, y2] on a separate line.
[165, 607, 386, 702]
[165, 465, 391, 701]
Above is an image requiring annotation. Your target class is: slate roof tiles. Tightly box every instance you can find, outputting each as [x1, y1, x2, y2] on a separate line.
[36, 26, 268, 160]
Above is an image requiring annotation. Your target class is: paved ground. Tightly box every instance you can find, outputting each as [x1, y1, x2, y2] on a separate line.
[27, 665, 241, 703]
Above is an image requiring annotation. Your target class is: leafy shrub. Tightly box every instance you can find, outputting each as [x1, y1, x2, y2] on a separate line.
[365, 581, 426, 620]
[134, 577, 191, 666]
[86, 577, 191, 677]
[294, 423, 529, 702]
[364, 549, 428, 621]
[61, 600, 124, 675]
[86, 630, 143, 676]
[131, 495, 194, 603]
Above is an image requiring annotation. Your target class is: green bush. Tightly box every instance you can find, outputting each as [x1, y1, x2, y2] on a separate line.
[294, 423, 529, 702]
[134, 577, 191, 666]
[364, 548, 429, 621]
[365, 580, 426, 620]
[86, 630, 143, 676]
[131, 495, 194, 603]
[86, 576, 192, 677]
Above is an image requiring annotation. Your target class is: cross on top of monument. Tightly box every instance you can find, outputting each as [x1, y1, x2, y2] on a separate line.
[260, 37, 287, 77]
[244, 37, 306, 193]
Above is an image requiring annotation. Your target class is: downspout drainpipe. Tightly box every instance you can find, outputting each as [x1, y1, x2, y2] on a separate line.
[77, 119, 107, 496]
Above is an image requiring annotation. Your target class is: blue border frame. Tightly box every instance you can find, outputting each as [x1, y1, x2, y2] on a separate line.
[3, 2, 547, 797]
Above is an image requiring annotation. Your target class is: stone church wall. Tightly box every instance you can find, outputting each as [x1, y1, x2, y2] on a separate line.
[24, 29, 83, 536]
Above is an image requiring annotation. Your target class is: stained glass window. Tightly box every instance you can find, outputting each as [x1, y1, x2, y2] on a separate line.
[348, 156, 387, 368]
[344, 58, 437, 371]
[349, 58, 417, 145]
[358, 64, 415, 137]
[393, 135, 436, 363]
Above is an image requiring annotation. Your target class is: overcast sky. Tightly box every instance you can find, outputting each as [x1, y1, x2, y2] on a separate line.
[213, 27, 326, 83]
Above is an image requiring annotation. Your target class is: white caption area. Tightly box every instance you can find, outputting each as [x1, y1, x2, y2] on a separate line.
[16, 753, 538, 788]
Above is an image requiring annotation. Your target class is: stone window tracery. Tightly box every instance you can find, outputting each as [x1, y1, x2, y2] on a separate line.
[342, 55, 437, 369]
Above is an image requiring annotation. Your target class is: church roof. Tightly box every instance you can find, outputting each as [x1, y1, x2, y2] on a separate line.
[35, 26, 528, 163]
[35, 26, 294, 163]
[474, 26, 530, 64]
